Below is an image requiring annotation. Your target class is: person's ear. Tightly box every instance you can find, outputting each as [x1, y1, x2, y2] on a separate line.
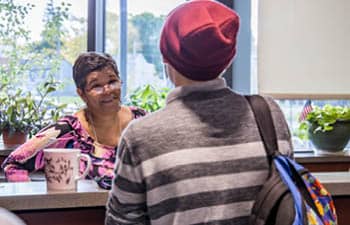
[77, 88, 87, 103]
[163, 63, 169, 79]
[165, 63, 177, 84]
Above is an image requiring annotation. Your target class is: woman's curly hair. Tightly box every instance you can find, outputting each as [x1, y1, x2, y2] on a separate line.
[72, 52, 119, 90]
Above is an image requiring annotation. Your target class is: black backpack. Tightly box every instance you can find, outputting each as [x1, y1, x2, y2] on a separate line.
[245, 95, 337, 225]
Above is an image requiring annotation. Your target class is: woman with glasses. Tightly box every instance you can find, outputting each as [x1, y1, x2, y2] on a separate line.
[1, 52, 146, 189]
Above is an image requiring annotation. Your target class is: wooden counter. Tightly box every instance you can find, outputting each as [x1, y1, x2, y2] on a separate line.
[0, 173, 350, 225]
[295, 150, 350, 172]
[0, 180, 108, 210]
[316, 172, 350, 225]
[0, 180, 108, 225]
[0, 142, 349, 224]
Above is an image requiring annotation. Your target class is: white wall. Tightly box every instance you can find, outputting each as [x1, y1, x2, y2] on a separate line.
[258, 0, 350, 99]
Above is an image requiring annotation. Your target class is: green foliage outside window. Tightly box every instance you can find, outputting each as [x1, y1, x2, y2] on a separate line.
[131, 13, 165, 77]
[0, 1, 70, 137]
[127, 84, 170, 112]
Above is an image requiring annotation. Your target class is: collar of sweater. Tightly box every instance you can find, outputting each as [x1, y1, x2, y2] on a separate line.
[166, 77, 227, 104]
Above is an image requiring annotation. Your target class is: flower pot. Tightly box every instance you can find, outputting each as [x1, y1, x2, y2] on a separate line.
[2, 130, 27, 148]
[308, 120, 350, 153]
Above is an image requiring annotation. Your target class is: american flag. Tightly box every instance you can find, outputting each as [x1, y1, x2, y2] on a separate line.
[298, 99, 313, 122]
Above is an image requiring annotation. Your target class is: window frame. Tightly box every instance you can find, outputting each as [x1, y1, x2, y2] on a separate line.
[87, 0, 245, 98]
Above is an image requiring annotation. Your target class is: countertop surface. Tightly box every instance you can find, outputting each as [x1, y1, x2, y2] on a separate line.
[0, 180, 109, 210]
[294, 150, 350, 163]
[0, 172, 350, 211]
[313, 172, 350, 196]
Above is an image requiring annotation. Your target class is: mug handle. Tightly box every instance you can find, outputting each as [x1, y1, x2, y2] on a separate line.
[76, 153, 92, 181]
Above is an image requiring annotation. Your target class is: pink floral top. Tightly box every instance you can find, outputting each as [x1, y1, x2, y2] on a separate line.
[1, 106, 146, 189]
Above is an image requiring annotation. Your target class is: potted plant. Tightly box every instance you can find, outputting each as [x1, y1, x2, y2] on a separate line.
[0, 1, 70, 148]
[298, 104, 350, 152]
[0, 81, 66, 147]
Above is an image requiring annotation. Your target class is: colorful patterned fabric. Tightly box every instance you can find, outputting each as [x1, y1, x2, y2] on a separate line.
[303, 173, 337, 225]
[276, 156, 337, 225]
[1, 106, 146, 189]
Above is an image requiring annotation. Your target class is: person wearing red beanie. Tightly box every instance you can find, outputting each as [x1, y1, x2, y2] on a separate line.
[160, 0, 239, 82]
[106, 1, 293, 225]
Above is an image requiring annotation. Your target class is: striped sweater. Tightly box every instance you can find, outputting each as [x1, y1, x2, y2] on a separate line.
[106, 78, 292, 225]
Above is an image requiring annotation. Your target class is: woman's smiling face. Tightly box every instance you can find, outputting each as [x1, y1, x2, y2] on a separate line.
[81, 66, 121, 113]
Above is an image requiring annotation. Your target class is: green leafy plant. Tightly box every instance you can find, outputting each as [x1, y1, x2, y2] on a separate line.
[298, 104, 350, 140]
[127, 84, 170, 112]
[0, 81, 67, 137]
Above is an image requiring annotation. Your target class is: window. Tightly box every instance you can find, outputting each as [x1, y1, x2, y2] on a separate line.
[249, 0, 350, 151]
[2, 1, 348, 151]
[1, 0, 188, 106]
[276, 99, 350, 151]
[105, 0, 185, 99]
[0, 0, 88, 107]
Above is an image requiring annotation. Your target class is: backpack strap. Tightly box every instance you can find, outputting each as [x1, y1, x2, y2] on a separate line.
[246, 95, 315, 225]
[246, 95, 297, 225]
[245, 95, 279, 159]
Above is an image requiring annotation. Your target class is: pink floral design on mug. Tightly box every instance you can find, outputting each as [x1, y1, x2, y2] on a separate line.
[43, 148, 91, 191]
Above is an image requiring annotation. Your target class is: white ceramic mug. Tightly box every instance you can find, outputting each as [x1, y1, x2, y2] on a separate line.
[43, 148, 92, 191]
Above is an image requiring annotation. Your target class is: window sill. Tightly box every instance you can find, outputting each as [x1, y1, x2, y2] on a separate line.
[295, 149, 350, 164]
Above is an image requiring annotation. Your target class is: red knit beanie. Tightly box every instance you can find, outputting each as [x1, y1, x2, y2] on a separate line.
[160, 0, 240, 81]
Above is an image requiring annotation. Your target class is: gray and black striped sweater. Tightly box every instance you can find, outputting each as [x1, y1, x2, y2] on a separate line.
[106, 78, 292, 225]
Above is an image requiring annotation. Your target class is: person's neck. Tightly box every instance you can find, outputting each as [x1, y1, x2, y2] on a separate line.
[171, 72, 203, 87]
[174, 78, 202, 87]
[88, 108, 120, 128]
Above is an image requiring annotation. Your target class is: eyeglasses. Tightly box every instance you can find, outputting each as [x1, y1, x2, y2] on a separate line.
[86, 80, 122, 94]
